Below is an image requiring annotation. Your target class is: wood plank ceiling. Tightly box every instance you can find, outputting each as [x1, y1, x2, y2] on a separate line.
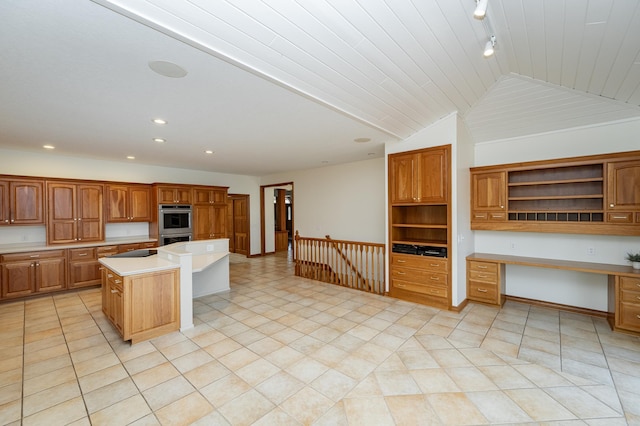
[96, 0, 640, 143]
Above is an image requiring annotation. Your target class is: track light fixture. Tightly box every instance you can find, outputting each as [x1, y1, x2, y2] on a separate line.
[483, 35, 496, 57]
[474, 0, 488, 20]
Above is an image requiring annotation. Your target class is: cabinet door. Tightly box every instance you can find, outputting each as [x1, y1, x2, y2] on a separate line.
[0, 181, 8, 225]
[607, 160, 640, 211]
[77, 184, 104, 242]
[472, 171, 506, 212]
[416, 148, 448, 203]
[211, 205, 226, 238]
[129, 185, 151, 222]
[9, 180, 44, 225]
[107, 185, 129, 222]
[193, 205, 213, 240]
[192, 188, 212, 205]
[69, 260, 101, 288]
[176, 188, 191, 204]
[389, 153, 416, 204]
[157, 187, 177, 204]
[47, 183, 77, 244]
[36, 257, 66, 293]
[107, 280, 124, 334]
[2, 261, 35, 298]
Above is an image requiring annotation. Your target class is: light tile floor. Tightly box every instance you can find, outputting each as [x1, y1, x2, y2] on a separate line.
[1, 252, 640, 425]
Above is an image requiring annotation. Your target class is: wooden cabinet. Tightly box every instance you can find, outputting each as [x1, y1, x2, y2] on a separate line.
[466, 260, 505, 306]
[192, 187, 227, 205]
[47, 182, 104, 244]
[0, 178, 44, 226]
[156, 186, 191, 204]
[470, 150, 640, 235]
[610, 275, 640, 334]
[471, 171, 506, 222]
[102, 266, 180, 344]
[388, 145, 451, 310]
[106, 184, 151, 222]
[68, 247, 101, 289]
[1, 250, 66, 299]
[389, 148, 448, 204]
[193, 205, 226, 240]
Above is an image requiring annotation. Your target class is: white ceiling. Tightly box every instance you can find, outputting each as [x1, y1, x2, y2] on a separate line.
[1, 0, 639, 176]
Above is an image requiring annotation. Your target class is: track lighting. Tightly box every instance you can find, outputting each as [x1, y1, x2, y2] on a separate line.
[474, 0, 488, 20]
[483, 35, 496, 57]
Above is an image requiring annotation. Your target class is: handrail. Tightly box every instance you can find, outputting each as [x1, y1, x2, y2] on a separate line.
[294, 231, 385, 295]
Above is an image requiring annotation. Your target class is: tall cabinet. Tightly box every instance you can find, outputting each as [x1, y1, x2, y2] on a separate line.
[388, 145, 452, 310]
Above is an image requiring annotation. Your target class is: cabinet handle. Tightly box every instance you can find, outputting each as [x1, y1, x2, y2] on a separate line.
[4, 219, 8, 223]
[397, 260, 406, 263]
[30, 263, 35, 268]
[430, 276, 439, 281]
[29, 254, 40, 258]
[612, 215, 627, 219]
[500, 205, 504, 209]
[478, 274, 489, 279]
[474, 215, 484, 218]
[10, 219, 14, 223]
[477, 288, 488, 293]
[637, 315, 640, 319]
[396, 283, 406, 288]
[430, 290, 439, 294]
[107, 274, 113, 278]
[110, 289, 119, 294]
[477, 265, 488, 269]
[396, 271, 406, 275]
[430, 264, 439, 267]
[78, 253, 88, 257]
[610, 203, 615, 207]
[114, 279, 122, 283]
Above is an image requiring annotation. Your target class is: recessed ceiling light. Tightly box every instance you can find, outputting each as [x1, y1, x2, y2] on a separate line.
[368, 152, 376, 156]
[321, 160, 329, 164]
[43, 145, 55, 150]
[354, 137, 371, 143]
[126, 156, 135, 160]
[153, 138, 166, 143]
[153, 118, 167, 125]
[148, 61, 188, 78]
[205, 150, 214, 154]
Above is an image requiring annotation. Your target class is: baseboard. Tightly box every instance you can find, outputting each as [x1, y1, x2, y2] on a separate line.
[450, 298, 469, 312]
[504, 295, 608, 318]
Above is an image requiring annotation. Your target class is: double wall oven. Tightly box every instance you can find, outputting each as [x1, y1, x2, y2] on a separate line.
[158, 205, 192, 246]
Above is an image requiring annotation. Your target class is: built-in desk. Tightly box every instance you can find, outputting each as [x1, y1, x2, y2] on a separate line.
[466, 253, 640, 336]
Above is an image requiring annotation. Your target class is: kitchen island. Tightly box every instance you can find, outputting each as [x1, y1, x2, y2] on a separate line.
[99, 238, 230, 342]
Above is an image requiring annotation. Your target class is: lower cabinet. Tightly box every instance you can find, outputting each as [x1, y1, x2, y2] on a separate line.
[466, 259, 505, 306]
[1, 250, 67, 298]
[68, 247, 101, 289]
[102, 266, 180, 344]
[609, 275, 640, 334]
[388, 254, 450, 310]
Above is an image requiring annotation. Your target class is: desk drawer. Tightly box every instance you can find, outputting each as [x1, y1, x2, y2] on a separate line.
[468, 280, 499, 304]
[468, 261, 498, 274]
[620, 290, 640, 304]
[392, 278, 448, 298]
[469, 270, 497, 284]
[619, 303, 640, 331]
[391, 267, 448, 287]
[391, 254, 447, 273]
[620, 276, 640, 292]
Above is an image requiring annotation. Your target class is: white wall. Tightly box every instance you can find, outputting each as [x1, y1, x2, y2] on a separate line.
[0, 148, 263, 255]
[260, 158, 386, 243]
[473, 118, 640, 311]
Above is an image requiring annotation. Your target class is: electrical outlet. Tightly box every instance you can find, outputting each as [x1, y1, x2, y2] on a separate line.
[587, 247, 595, 255]
[510, 242, 516, 250]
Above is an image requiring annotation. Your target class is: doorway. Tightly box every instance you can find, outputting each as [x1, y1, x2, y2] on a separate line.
[227, 193, 250, 256]
[260, 182, 294, 256]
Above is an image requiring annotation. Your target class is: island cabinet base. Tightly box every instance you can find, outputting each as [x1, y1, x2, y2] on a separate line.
[102, 267, 180, 344]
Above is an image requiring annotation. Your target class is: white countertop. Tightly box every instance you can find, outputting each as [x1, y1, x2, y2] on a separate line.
[0, 236, 157, 255]
[99, 255, 179, 276]
[192, 252, 228, 273]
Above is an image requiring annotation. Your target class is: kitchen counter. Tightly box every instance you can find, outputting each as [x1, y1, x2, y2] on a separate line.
[0, 236, 157, 255]
[98, 255, 179, 276]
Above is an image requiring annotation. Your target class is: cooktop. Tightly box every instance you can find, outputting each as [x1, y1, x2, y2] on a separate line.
[108, 249, 157, 258]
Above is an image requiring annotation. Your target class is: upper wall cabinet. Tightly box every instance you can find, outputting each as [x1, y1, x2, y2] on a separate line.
[0, 178, 44, 226]
[47, 181, 104, 244]
[107, 184, 151, 223]
[389, 147, 448, 204]
[470, 150, 640, 236]
[192, 187, 228, 205]
[156, 185, 191, 205]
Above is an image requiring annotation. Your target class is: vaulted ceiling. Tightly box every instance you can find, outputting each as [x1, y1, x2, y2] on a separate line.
[1, 0, 639, 175]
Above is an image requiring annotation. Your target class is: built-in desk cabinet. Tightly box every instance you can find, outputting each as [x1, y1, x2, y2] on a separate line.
[610, 275, 640, 334]
[470, 151, 640, 235]
[102, 266, 180, 344]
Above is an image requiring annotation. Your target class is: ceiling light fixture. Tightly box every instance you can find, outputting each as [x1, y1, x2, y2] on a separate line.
[354, 137, 371, 143]
[153, 138, 166, 143]
[474, 0, 488, 20]
[127, 156, 135, 160]
[148, 61, 188, 78]
[43, 144, 55, 150]
[152, 118, 167, 125]
[483, 35, 496, 57]
[205, 150, 213, 154]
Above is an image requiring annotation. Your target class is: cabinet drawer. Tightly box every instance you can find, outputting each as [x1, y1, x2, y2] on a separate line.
[621, 290, 640, 304]
[607, 212, 633, 223]
[619, 303, 640, 331]
[97, 246, 118, 258]
[620, 276, 640, 292]
[468, 280, 498, 303]
[472, 212, 506, 221]
[391, 254, 447, 272]
[468, 261, 498, 274]
[118, 243, 141, 253]
[392, 278, 448, 298]
[469, 270, 497, 283]
[69, 247, 97, 261]
[2, 250, 66, 262]
[391, 267, 448, 287]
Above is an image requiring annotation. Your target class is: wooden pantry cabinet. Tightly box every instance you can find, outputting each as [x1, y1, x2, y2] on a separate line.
[106, 184, 151, 223]
[192, 186, 228, 240]
[0, 177, 44, 226]
[470, 150, 640, 236]
[388, 145, 452, 309]
[1, 250, 66, 299]
[102, 266, 180, 344]
[46, 181, 104, 244]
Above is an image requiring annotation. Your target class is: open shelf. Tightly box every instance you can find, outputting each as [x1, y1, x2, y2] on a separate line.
[391, 239, 448, 248]
[392, 224, 448, 229]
